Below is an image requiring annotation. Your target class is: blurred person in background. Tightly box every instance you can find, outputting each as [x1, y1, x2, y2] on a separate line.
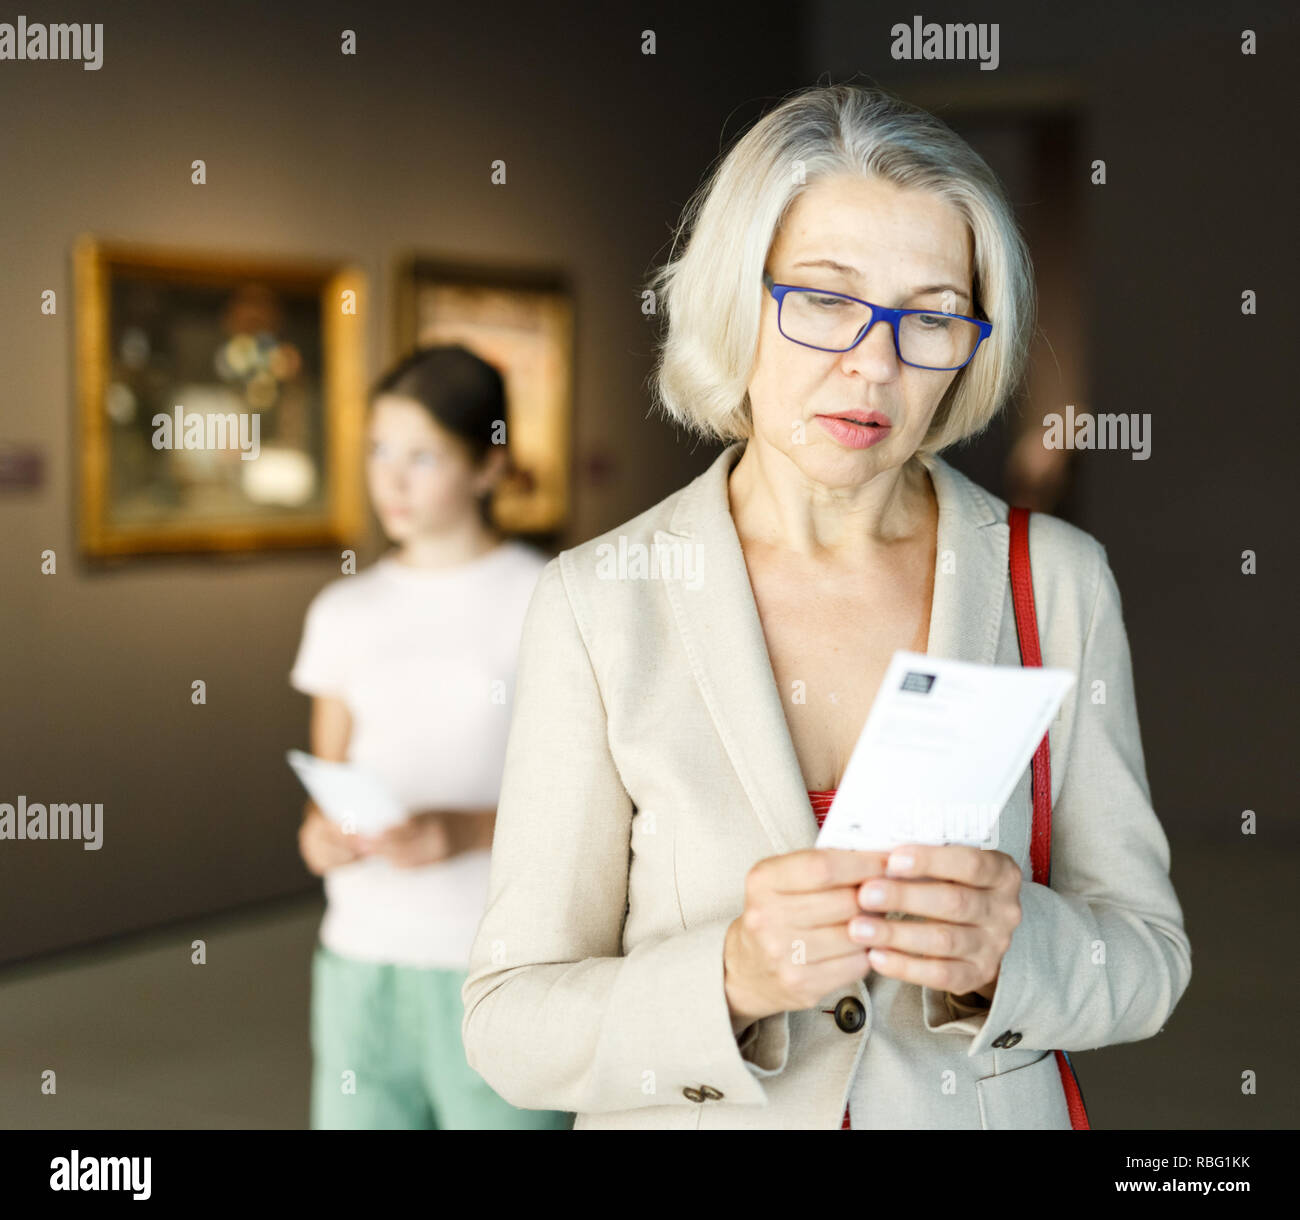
[291, 344, 571, 1131]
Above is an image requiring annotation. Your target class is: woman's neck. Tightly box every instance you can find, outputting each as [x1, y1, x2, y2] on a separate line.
[728, 437, 935, 565]
[391, 518, 503, 571]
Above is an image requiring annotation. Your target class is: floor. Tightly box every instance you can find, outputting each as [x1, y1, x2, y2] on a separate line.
[0, 835, 1288, 1128]
[0, 893, 323, 1129]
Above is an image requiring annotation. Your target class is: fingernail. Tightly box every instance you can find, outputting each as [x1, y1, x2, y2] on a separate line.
[850, 918, 876, 939]
[862, 885, 886, 905]
[886, 853, 914, 875]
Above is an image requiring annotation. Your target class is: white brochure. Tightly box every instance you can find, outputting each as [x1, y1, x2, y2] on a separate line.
[286, 749, 408, 835]
[813, 651, 1075, 852]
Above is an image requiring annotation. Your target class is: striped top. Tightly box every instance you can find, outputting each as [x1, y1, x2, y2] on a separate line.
[808, 789, 853, 1131]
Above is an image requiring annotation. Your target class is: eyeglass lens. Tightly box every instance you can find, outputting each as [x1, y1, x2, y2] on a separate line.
[780, 290, 980, 369]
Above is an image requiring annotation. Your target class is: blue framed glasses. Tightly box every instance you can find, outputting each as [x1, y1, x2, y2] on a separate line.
[763, 272, 992, 371]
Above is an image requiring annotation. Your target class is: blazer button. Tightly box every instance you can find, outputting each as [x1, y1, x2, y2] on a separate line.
[1004, 1032, 1023, 1047]
[699, 1085, 724, 1100]
[682, 1087, 704, 1103]
[992, 1030, 1012, 1048]
[833, 996, 866, 1033]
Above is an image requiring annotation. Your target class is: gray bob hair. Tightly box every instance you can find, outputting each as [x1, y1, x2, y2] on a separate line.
[647, 83, 1035, 454]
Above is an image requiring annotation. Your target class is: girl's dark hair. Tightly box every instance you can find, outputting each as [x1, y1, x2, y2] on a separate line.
[370, 344, 511, 530]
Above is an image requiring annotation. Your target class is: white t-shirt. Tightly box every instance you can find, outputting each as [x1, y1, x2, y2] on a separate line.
[289, 539, 550, 969]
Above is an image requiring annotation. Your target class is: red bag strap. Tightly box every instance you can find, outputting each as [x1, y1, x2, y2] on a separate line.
[1007, 505, 1092, 1131]
[1007, 506, 1053, 890]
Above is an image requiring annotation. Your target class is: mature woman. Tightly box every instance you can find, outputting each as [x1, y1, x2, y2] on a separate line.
[460, 84, 1190, 1130]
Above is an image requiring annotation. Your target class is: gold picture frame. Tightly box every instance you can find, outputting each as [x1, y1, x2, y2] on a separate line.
[394, 255, 574, 533]
[74, 235, 367, 556]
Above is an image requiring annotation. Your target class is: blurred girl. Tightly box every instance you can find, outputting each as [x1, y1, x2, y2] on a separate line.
[291, 344, 570, 1131]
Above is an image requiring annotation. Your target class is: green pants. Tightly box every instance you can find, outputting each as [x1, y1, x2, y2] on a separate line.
[310, 943, 573, 1130]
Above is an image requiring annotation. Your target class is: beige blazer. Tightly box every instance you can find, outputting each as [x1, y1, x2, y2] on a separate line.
[461, 440, 1191, 1129]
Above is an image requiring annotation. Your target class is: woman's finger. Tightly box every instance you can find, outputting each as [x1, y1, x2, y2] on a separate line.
[857, 876, 993, 925]
[779, 884, 873, 929]
[757, 848, 891, 896]
[847, 912, 984, 960]
[750, 918, 878, 969]
[365, 820, 418, 845]
[884, 843, 1017, 890]
[863, 945, 988, 994]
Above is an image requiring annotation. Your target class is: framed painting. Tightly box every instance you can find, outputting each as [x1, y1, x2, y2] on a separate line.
[394, 256, 573, 533]
[73, 235, 367, 556]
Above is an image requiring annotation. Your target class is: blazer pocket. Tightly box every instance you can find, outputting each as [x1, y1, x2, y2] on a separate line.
[975, 1050, 1074, 1130]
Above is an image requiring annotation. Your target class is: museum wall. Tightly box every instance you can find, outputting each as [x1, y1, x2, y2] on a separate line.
[0, 0, 804, 962]
[2, 0, 1296, 967]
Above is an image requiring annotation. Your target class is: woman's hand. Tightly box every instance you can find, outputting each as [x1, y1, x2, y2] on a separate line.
[298, 801, 363, 875]
[724, 848, 892, 1028]
[849, 844, 1023, 1002]
[357, 810, 494, 868]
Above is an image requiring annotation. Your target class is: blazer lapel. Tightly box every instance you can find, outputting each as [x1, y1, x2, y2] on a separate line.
[656, 441, 1010, 856]
[916, 447, 1010, 669]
